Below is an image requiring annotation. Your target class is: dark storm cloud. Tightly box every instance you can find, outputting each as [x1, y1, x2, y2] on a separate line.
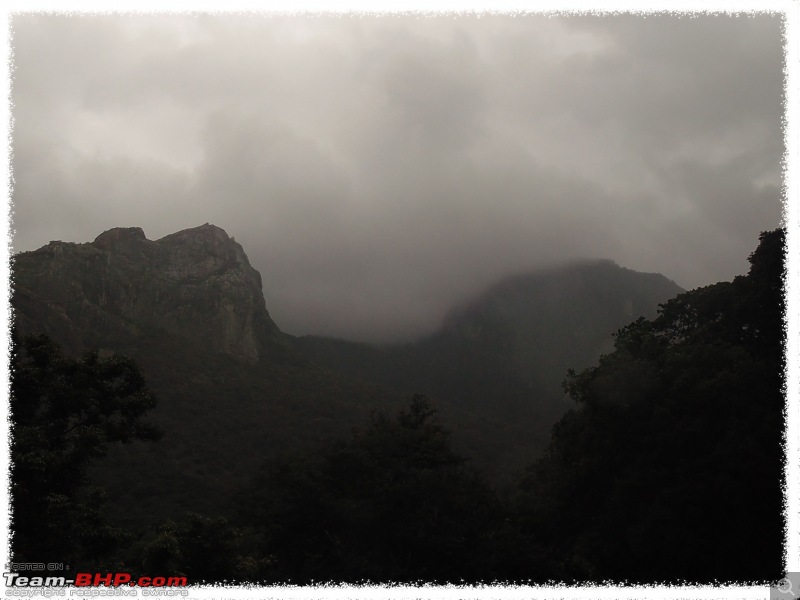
[10, 13, 784, 342]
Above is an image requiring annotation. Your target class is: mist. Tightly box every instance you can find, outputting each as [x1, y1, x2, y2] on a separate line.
[10, 12, 784, 342]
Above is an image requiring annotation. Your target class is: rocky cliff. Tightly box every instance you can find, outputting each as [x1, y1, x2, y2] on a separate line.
[13, 224, 282, 363]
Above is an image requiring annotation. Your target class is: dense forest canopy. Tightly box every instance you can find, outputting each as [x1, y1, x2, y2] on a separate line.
[511, 228, 785, 582]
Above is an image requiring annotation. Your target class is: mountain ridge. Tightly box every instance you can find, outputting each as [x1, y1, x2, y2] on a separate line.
[299, 257, 684, 398]
[294, 251, 684, 479]
[11, 223, 686, 511]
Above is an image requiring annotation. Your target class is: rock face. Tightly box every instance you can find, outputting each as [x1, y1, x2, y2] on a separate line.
[13, 224, 282, 363]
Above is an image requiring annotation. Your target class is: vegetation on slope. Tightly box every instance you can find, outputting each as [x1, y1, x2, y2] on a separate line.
[9, 229, 784, 584]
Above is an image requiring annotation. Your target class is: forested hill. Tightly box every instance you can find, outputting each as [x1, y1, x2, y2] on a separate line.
[509, 228, 785, 582]
[298, 259, 683, 477]
[300, 259, 683, 404]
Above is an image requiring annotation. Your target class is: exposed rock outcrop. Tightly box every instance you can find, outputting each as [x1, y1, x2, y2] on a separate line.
[13, 224, 282, 364]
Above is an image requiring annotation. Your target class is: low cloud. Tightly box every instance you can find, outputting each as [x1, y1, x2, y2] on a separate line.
[10, 13, 784, 342]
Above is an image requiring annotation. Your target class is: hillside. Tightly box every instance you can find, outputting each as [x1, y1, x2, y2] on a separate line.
[11, 224, 683, 519]
[11, 225, 405, 523]
[298, 260, 684, 478]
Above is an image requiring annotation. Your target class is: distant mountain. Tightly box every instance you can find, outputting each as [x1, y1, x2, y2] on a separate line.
[299, 260, 684, 480]
[435, 259, 684, 400]
[11, 224, 684, 519]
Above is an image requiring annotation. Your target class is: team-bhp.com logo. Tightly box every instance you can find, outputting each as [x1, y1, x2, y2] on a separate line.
[4, 572, 188, 588]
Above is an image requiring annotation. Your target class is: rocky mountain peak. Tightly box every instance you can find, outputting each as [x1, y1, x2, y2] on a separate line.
[156, 224, 255, 282]
[159, 223, 239, 252]
[92, 227, 147, 251]
[13, 224, 282, 364]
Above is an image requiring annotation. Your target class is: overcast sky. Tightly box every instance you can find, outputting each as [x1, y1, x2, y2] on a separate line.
[10, 12, 785, 343]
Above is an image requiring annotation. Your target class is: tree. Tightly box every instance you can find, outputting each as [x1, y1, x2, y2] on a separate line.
[10, 333, 162, 568]
[514, 229, 785, 583]
[133, 512, 253, 584]
[240, 395, 505, 583]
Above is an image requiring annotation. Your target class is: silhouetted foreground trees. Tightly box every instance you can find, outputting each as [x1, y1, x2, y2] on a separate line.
[10, 333, 161, 569]
[512, 229, 785, 583]
[237, 395, 504, 583]
[9, 229, 784, 584]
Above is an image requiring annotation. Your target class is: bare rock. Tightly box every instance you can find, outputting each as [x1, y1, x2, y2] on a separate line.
[13, 224, 281, 364]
